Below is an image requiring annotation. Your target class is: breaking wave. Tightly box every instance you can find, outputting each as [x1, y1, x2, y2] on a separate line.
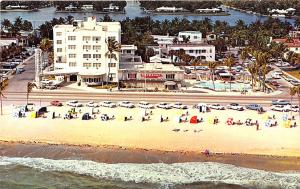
[0, 156, 299, 189]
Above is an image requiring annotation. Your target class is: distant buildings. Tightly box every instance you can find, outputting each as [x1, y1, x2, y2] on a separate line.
[103, 4, 120, 12]
[52, 17, 121, 84]
[5, 5, 28, 10]
[155, 6, 186, 12]
[81, 5, 93, 11]
[195, 8, 222, 13]
[268, 8, 296, 17]
[149, 31, 215, 63]
[272, 38, 300, 58]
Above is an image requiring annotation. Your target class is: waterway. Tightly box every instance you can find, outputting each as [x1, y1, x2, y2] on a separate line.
[0, 1, 296, 28]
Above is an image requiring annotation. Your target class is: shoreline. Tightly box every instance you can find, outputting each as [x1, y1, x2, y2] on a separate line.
[147, 11, 230, 16]
[55, 10, 125, 14]
[0, 140, 299, 173]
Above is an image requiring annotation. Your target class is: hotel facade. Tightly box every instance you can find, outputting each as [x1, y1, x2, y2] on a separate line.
[53, 17, 121, 84]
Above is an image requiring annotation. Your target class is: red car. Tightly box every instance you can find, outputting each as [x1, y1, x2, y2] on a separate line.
[50, 100, 62, 106]
[270, 81, 280, 87]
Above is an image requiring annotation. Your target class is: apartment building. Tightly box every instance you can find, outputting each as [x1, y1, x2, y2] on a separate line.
[168, 44, 215, 61]
[53, 17, 121, 84]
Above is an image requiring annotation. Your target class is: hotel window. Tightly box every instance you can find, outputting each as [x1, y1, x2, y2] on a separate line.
[194, 36, 197, 39]
[102, 26, 108, 31]
[166, 74, 175, 80]
[83, 45, 91, 50]
[108, 63, 116, 67]
[108, 73, 116, 81]
[128, 73, 137, 79]
[93, 36, 101, 41]
[202, 50, 206, 53]
[83, 63, 92, 68]
[189, 50, 193, 53]
[56, 32, 62, 36]
[57, 56, 62, 62]
[93, 45, 101, 50]
[83, 36, 91, 41]
[56, 40, 62, 44]
[68, 45, 76, 50]
[93, 54, 101, 59]
[69, 62, 76, 67]
[209, 49, 212, 53]
[57, 48, 62, 52]
[93, 63, 101, 68]
[68, 36, 76, 40]
[69, 54, 76, 58]
[83, 54, 91, 59]
[107, 54, 117, 59]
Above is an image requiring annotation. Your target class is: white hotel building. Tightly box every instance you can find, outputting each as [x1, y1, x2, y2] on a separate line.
[53, 17, 121, 84]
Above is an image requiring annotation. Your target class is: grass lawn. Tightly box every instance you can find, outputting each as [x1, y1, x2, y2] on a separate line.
[286, 69, 300, 80]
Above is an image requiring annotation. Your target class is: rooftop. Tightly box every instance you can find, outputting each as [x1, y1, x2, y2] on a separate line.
[119, 63, 183, 72]
[272, 38, 300, 47]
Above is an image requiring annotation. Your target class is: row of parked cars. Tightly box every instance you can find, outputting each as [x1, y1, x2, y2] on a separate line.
[50, 99, 298, 112]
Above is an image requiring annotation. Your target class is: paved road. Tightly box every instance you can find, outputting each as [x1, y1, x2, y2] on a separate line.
[4, 55, 35, 93]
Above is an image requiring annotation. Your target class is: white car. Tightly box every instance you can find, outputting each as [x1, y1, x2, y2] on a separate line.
[86, 101, 99, 107]
[172, 102, 188, 109]
[156, 102, 172, 109]
[66, 100, 83, 107]
[284, 105, 299, 112]
[272, 73, 281, 79]
[118, 101, 135, 108]
[227, 103, 244, 111]
[99, 101, 116, 108]
[138, 101, 154, 109]
[209, 104, 225, 110]
[271, 105, 286, 112]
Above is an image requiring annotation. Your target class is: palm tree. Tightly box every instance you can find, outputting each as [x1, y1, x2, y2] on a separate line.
[105, 38, 121, 84]
[224, 55, 235, 91]
[191, 57, 201, 71]
[0, 76, 6, 115]
[290, 87, 296, 117]
[181, 54, 192, 65]
[291, 86, 300, 119]
[172, 37, 178, 44]
[27, 82, 37, 105]
[208, 61, 218, 91]
[39, 38, 53, 66]
[248, 63, 257, 90]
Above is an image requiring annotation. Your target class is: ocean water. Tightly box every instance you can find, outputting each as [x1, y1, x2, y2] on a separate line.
[0, 156, 299, 189]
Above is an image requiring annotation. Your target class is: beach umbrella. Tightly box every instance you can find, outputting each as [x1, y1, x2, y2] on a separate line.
[226, 118, 234, 125]
[282, 114, 288, 121]
[208, 116, 214, 124]
[190, 116, 198, 124]
[282, 120, 291, 128]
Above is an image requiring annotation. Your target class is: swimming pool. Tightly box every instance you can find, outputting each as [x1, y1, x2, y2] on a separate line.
[194, 81, 252, 91]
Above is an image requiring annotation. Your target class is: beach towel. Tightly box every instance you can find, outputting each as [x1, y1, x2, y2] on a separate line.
[190, 116, 198, 124]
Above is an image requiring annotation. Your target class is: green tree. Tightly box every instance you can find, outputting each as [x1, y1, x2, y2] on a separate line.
[224, 55, 235, 91]
[27, 82, 37, 105]
[208, 61, 218, 91]
[105, 38, 121, 84]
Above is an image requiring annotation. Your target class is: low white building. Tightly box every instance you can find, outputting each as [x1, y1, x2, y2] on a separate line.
[81, 5, 93, 11]
[195, 8, 221, 13]
[65, 4, 77, 11]
[168, 44, 215, 61]
[103, 3, 119, 12]
[178, 31, 202, 43]
[119, 63, 184, 90]
[52, 17, 121, 84]
[155, 6, 185, 12]
[121, 45, 137, 55]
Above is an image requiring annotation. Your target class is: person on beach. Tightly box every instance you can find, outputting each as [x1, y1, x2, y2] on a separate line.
[256, 121, 259, 131]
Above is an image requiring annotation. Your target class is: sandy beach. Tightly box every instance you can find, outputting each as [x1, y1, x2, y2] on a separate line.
[0, 104, 299, 173]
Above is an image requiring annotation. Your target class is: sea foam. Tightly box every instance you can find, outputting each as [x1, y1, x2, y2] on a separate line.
[0, 156, 299, 189]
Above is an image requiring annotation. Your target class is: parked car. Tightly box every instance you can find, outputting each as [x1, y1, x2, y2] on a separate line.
[118, 101, 135, 108]
[271, 73, 281, 79]
[290, 80, 300, 86]
[156, 102, 172, 109]
[271, 105, 286, 112]
[275, 62, 290, 67]
[246, 104, 263, 111]
[50, 100, 62, 106]
[209, 104, 225, 110]
[284, 105, 299, 112]
[270, 81, 280, 87]
[99, 101, 116, 108]
[227, 103, 244, 111]
[172, 102, 188, 109]
[66, 100, 83, 107]
[86, 101, 99, 107]
[138, 101, 154, 109]
[272, 99, 290, 106]
[44, 85, 57, 90]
